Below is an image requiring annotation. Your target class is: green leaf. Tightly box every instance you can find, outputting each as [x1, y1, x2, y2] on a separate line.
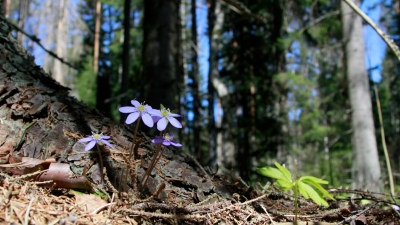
[273, 162, 293, 182]
[297, 181, 329, 206]
[299, 176, 328, 184]
[257, 166, 286, 180]
[299, 176, 335, 200]
[276, 179, 294, 191]
[257, 162, 294, 191]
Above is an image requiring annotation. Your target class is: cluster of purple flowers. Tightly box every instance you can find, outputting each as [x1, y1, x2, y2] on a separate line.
[78, 99, 182, 151]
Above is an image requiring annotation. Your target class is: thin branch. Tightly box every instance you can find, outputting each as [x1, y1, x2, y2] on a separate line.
[299, 10, 340, 34]
[342, 0, 400, 62]
[0, 15, 78, 70]
[373, 85, 396, 198]
[219, 0, 267, 24]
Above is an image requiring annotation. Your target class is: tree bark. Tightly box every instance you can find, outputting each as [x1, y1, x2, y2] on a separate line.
[341, 0, 382, 192]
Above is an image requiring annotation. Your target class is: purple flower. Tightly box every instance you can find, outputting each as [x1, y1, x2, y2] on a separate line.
[79, 133, 113, 151]
[153, 105, 182, 131]
[119, 100, 158, 127]
[151, 133, 182, 147]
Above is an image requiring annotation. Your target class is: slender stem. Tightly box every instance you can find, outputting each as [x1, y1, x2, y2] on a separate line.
[374, 86, 395, 197]
[140, 143, 162, 188]
[140, 131, 166, 189]
[293, 182, 298, 225]
[96, 145, 105, 184]
[129, 119, 141, 160]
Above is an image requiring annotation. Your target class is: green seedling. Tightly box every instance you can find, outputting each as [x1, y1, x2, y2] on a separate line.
[257, 162, 335, 224]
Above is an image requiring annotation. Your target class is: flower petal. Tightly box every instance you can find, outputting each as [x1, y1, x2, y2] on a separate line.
[131, 100, 140, 107]
[157, 118, 168, 131]
[171, 141, 182, 147]
[126, 112, 140, 124]
[101, 140, 113, 148]
[169, 112, 181, 117]
[168, 117, 182, 128]
[79, 137, 93, 143]
[152, 115, 162, 123]
[162, 140, 171, 146]
[151, 136, 164, 144]
[85, 141, 96, 151]
[142, 113, 154, 127]
[150, 109, 162, 116]
[119, 106, 136, 113]
[101, 136, 110, 139]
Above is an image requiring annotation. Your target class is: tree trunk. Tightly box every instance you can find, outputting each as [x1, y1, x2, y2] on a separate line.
[53, 0, 68, 85]
[17, 0, 29, 45]
[93, 0, 101, 77]
[1, 0, 9, 18]
[142, 0, 179, 110]
[190, 0, 201, 158]
[207, 0, 227, 171]
[340, 0, 382, 192]
[96, 2, 112, 115]
[119, 0, 131, 107]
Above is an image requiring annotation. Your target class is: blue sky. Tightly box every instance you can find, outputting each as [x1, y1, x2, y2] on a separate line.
[361, 0, 386, 82]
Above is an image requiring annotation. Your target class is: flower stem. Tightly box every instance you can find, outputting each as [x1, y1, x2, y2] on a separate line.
[129, 120, 141, 160]
[96, 145, 105, 184]
[140, 131, 166, 189]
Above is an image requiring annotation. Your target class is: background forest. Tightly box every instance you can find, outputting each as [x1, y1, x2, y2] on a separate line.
[3, 0, 400, 194]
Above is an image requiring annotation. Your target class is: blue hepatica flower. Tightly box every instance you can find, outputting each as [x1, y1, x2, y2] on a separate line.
[119, 100, 158, 127]
[79, 133, 113, 151]
[153, 105, 182, 131]
[152, 133, 182, 147]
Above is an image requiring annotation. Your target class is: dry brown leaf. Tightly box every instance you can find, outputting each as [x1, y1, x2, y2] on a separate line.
[74, 193, 107, 213]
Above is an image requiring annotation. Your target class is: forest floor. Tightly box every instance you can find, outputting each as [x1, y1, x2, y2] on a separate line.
[0, 171, 398, 225]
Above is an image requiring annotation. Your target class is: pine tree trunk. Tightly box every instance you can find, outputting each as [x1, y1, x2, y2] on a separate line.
[17, 0, 29, 45]
[208, 0, 229, 172]
[341, 0, 382, 192]
[190, 0, 201, 159]
[53, 0, 68, 85]
[119, 0, 131, 107]
[142, 0, 179, 110]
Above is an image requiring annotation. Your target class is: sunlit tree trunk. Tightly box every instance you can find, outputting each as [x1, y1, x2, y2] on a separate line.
[341, 0, 382, 192]
[207, 0, 229, 172]
[142, 0, 179, 110]
[1, 0, 9, 18]
[53, 0, 68, 85]
[17, 0, 29, 45]
[93, 0, 101, 77]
